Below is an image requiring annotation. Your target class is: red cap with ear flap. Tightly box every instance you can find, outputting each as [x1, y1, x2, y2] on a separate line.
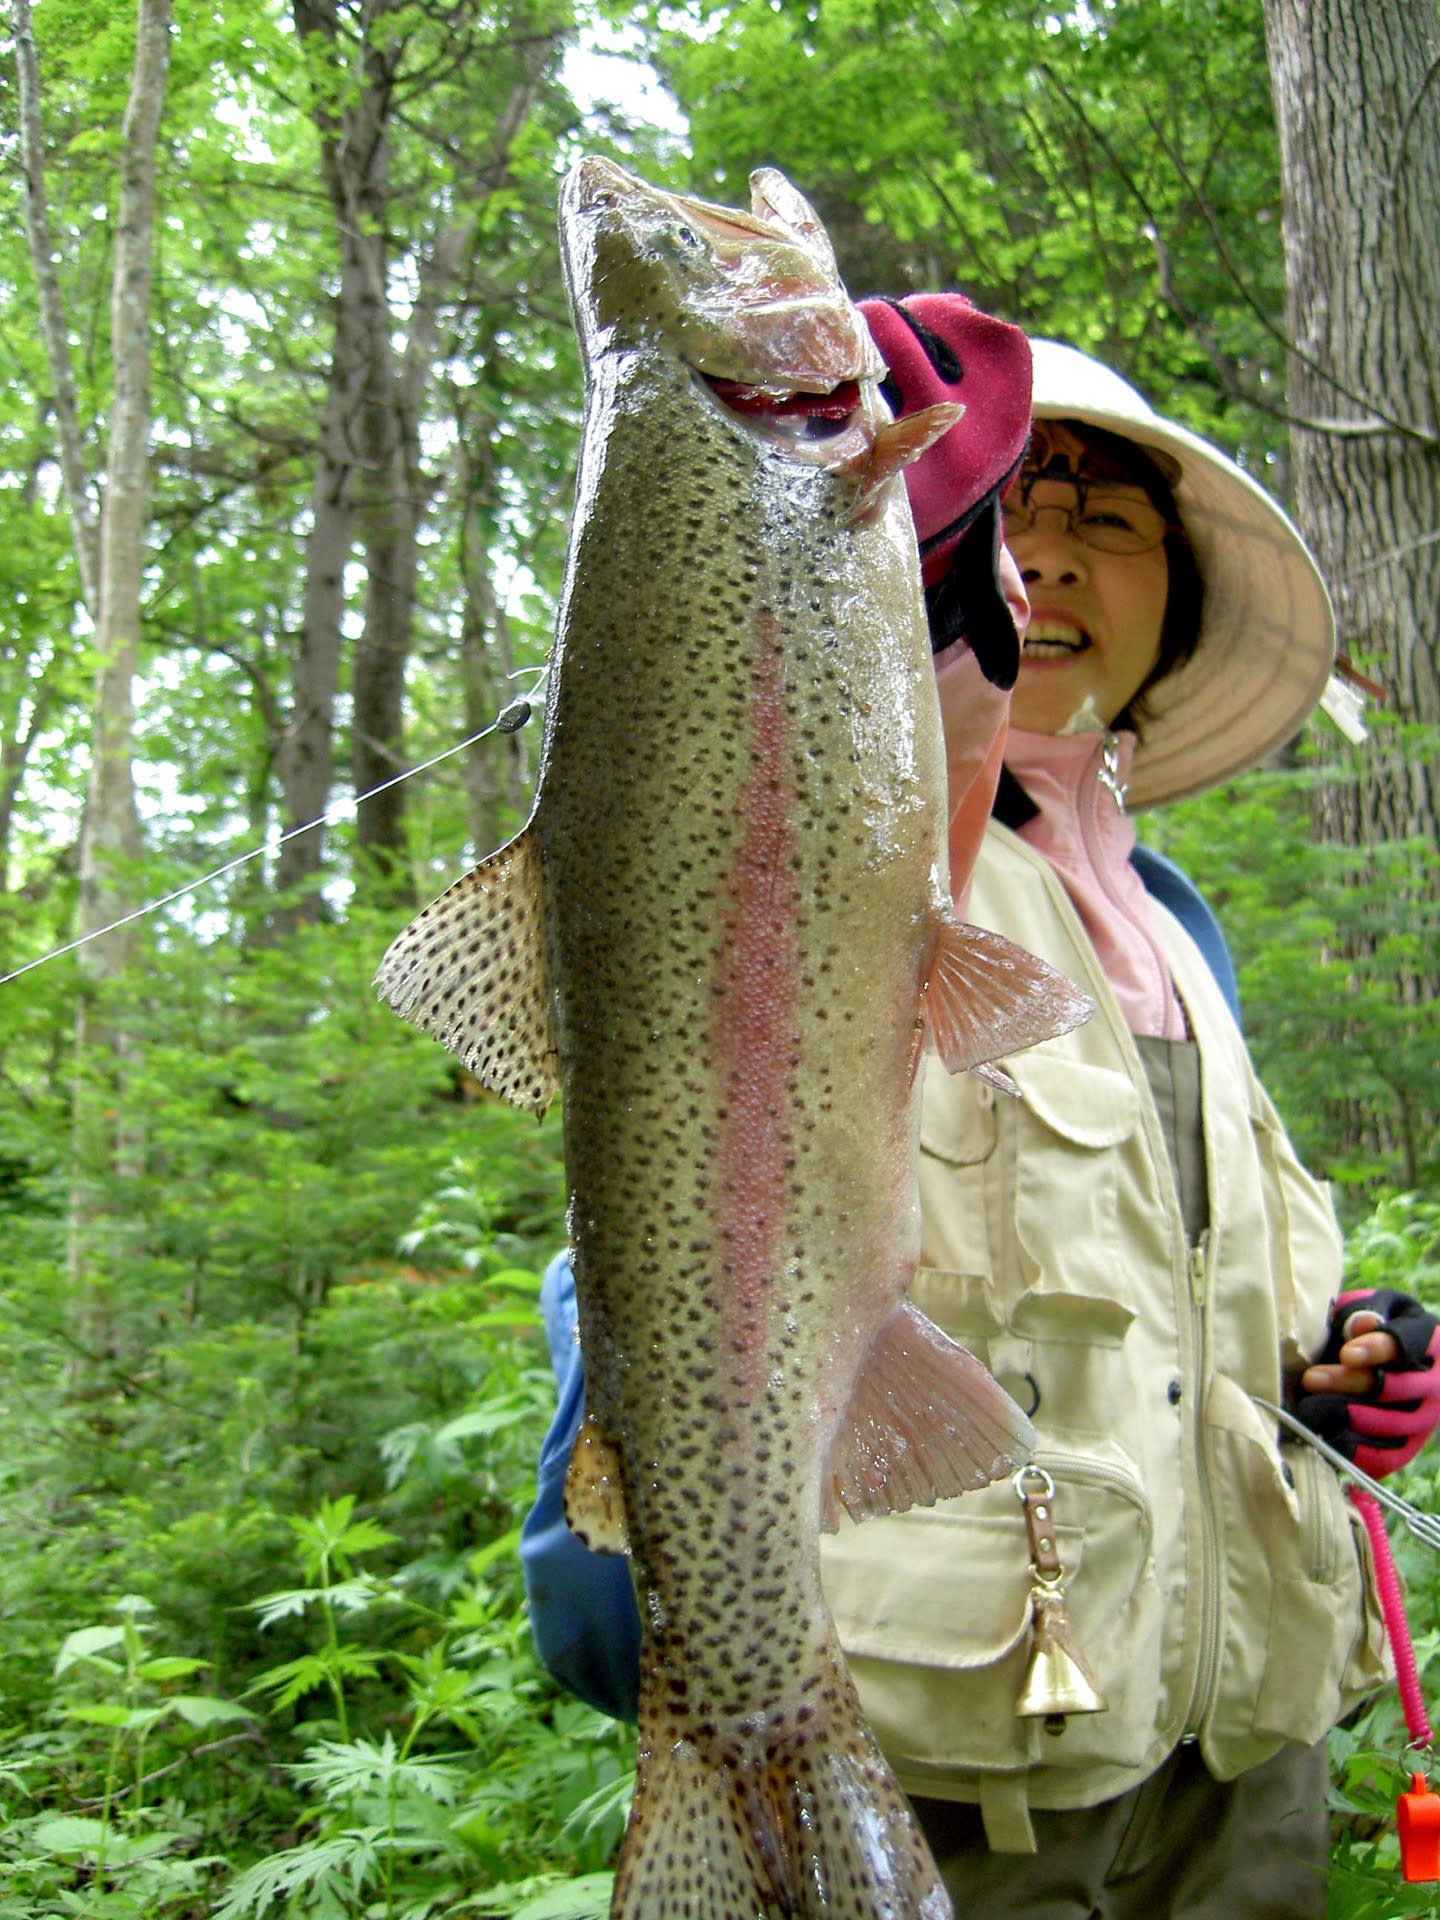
[859, 294, 1032, 688]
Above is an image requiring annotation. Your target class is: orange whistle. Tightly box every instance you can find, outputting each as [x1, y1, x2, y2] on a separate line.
[1398, 1772, 1440, 1882]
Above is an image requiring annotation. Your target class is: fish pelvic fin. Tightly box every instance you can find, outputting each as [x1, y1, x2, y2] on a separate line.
[919, 916, 1093, 1080]
[373, 822, 559, 1118]
[847, 401, 964, 526]
[564, 1413, 630, 1555]
[615, 1636, 951, 1920]
[825, 1301, 1034, 1530]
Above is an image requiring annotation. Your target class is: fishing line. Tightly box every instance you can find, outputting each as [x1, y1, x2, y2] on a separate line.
[0, 676, 548, 990]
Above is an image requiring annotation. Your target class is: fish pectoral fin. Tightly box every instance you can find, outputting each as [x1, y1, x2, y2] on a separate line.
[920, 916, 1093, 1078]
[824, 1301, 1034, 1529]
[563, 1414, 630, 1555]
[373, 820, 559, 1118]
[847, 402, 964, 526]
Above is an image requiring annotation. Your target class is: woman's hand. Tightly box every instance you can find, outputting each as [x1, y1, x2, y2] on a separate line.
[1300, 1311, 1399, 1397]
[1296, 1290, 1440, 1478]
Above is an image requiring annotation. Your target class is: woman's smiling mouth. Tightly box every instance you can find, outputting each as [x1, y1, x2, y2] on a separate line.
[1025, 618, 1091, 659]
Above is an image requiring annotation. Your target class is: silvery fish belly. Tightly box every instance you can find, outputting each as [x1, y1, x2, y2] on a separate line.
[377, 158, 1090, 1920]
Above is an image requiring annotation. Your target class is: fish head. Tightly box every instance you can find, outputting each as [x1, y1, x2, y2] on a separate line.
[559, 156, 885, 424]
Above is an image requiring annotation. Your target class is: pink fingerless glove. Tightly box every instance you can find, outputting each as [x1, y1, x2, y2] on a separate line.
[1297, 1287, 1440, 1478]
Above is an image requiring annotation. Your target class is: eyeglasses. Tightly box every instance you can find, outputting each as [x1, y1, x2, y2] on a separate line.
[1002, 476, 1172, 555]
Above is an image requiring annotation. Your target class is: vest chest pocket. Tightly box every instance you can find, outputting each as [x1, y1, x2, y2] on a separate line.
[919, 1048, 1147, 1309]
[821, 1443, 1165, 1778]
[1007, 1051, 1148, 1311]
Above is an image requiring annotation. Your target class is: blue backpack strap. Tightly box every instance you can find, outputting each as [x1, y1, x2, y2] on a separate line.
[1129, 842, 1241, 1027]
[519, 1251, 642, 1721]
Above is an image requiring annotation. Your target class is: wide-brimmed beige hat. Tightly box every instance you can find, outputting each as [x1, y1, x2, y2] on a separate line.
[1028, 339, 1336, 808]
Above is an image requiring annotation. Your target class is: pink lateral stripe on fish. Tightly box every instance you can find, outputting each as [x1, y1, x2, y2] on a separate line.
[375, 156, 1092, 1920]
[712, 611, 801, 1394]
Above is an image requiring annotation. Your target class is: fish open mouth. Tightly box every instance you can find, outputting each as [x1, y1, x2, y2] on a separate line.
[700, 373, 863, 443]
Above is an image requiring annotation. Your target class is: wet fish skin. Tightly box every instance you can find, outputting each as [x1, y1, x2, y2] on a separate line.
[377, 157, 1090, 1920]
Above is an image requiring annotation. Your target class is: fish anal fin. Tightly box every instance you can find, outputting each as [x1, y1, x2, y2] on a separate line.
[563, 1413, 630, 1555]
[848, 402, 965, 525]
[373, 822, 559, 1118]
[824, 1301, 1034, 1530]
[922, 916, 1093, 1077]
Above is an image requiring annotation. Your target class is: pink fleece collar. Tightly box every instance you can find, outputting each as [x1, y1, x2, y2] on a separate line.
[1003, 728, 1188, 1041]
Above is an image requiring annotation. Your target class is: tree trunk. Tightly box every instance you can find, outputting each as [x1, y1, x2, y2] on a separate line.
[349, 34, 560, 891]
[12, 0, 102, 621]
[1263, 0, 1440, 1182]
[272, 0, 401, 929]
[19, 0, 173, 1376]
[456, 420, 533, 856]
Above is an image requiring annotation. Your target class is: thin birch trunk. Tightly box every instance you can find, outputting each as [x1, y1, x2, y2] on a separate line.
[14, 0, 173, 1373]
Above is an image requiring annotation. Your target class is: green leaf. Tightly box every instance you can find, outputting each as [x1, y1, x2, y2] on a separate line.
[334, 1516, 399, 1560]
[54, 1625, 126, 1674]
[435, 1398, 536, 1445]
[251, 1580, 376, 1629]
[486, 1267, 543, 1297]
[138, 1655, 211, 1681]
[510, 1875, 616, 1920]
[246, 1644, 383, 1708]
[61, 1702, 160, 1728]
[171, 1694, 257, 1728]
[29, 1816, 113, 1857]
[212, 1831, 385, 1920]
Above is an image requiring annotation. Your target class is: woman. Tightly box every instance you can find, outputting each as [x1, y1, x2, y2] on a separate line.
[823, 303, 1440, 1917]
[519, 299, 1440, 1916]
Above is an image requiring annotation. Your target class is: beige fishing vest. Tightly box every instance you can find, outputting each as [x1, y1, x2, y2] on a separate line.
[821, 822, 1388, 1845]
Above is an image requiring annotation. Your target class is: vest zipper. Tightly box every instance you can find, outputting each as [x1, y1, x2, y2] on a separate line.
[1186, 1226, 1222, 1736]
[1187, 1236, 1208, 1304]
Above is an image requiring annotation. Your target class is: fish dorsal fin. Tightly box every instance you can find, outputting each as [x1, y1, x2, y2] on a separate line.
[373, 822, 559, 1117]
[921, 916, 1093, 1078]
[564, 1413, 630, 1555]
[824, 1301, 1033, 1529]
[848, 402, 964, 526]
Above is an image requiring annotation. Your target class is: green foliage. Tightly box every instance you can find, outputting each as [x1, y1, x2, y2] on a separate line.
[649, 0, 1290, 454]
[0, 1118, 633, 1915]
[1140, 740, 1440, 1201]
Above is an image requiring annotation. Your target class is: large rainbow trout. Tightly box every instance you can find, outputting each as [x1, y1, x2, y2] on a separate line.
[378, 159, 1089, 1920]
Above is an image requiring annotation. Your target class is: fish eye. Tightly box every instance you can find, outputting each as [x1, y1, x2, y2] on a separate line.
[657, 222, 708, 261]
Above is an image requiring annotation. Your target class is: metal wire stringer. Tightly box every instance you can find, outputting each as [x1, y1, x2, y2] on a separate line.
[1253, 1395, 1440, 1552]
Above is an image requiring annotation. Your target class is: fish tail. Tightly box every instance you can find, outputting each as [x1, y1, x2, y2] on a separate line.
[612, 1640, 951, 1920]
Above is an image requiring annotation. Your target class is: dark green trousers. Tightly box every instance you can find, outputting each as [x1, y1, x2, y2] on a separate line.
[912, 1742, 1329, 1919]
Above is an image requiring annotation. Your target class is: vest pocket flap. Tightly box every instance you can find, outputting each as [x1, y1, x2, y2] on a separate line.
[822, 1507, 1072, 1669]
[1006, 1049, 1140, 1147]
[1011, 1289, 1135, 1346]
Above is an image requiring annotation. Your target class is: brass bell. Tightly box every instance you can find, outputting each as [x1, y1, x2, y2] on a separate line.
[1012, 1466, 1108, 1736]
[1016, 1586, 1108, 1733]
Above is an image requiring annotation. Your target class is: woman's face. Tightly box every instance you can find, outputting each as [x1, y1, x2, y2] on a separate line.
[1004, 422, 1170, 735]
